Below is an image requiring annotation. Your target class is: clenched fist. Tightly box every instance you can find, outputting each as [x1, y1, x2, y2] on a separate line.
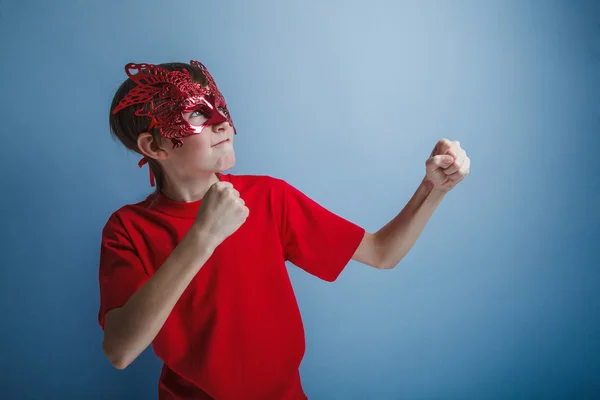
[194, 181, 249, 248]
[424, 139, 470, 192]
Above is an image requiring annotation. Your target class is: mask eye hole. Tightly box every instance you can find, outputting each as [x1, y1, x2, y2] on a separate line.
[186, 107, 210, 126]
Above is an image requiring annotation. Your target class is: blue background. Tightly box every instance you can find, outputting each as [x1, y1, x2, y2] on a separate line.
[1, 0, 599, 398]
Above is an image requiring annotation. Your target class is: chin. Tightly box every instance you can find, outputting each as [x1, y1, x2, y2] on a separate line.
[215, 153, 236, 172]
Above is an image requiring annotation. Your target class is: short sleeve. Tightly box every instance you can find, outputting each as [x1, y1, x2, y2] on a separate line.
[280, 180, 365, 282]
[98, 213, 149, 329]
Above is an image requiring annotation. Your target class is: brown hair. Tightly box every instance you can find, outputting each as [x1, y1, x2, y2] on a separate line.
[108, 62, 209, 194]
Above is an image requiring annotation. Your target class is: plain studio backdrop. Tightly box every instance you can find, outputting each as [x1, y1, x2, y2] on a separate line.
[1, 0, 599, 399]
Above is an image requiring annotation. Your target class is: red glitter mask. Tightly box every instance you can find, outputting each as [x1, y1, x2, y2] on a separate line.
[112, 60, 234, 148]
[112, 60, 235, 186]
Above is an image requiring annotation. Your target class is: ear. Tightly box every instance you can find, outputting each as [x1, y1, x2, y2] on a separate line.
[137, 132, 168, 161]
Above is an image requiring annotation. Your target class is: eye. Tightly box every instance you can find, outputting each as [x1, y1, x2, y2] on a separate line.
[189, 108, 210, 119]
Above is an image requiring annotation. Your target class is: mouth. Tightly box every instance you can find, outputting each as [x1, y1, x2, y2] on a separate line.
[211, 139, 230, 147]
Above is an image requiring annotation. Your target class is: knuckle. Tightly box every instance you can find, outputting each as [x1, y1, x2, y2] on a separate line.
[217, 182, 233, 191]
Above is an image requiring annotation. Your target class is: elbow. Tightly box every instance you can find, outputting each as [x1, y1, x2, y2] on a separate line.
[378, 261, 398, 270]
[371, 234, 403, 270]
[377, 254, 404, 270]
[110, 358, 131, 371]
[102, 338, 132, 370]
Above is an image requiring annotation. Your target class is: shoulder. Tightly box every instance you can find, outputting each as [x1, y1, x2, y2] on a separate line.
[101, 195, 155, 238]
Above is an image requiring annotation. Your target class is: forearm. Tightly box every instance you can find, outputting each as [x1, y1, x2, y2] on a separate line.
[375, 178, 446, 269]
[102, 226, 216, 369]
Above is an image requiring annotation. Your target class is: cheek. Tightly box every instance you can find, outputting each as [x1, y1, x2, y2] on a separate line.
[185, 132, 211, 148]
[174, 133, 212, 160]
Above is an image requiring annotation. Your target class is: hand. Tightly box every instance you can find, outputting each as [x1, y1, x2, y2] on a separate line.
[193, 181, 249, 248]
[424, 138, 470, 193]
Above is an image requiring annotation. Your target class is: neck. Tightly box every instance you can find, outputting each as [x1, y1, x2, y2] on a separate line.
[161, 172, 220, 202]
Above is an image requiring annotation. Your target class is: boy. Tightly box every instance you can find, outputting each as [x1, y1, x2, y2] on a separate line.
[99, 60, 470, 399]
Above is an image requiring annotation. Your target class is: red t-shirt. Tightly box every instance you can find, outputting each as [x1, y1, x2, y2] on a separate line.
[98, 174, 365, 400]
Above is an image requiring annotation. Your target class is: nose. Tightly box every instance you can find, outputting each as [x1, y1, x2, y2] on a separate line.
[211, 119, 230, 133]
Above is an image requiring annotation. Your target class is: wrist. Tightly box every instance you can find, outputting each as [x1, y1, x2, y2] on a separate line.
[187, 224, 220, 254]
[420, 178, 448, 201]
